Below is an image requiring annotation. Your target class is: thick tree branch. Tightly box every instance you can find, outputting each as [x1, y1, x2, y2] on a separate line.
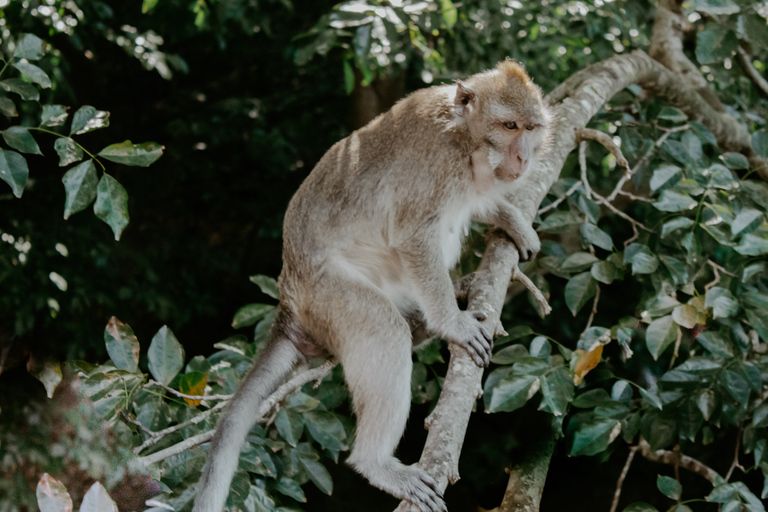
[638, 439, 721, 484]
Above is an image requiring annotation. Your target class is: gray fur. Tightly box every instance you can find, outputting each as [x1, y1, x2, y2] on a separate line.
[193, 60, 550, 512]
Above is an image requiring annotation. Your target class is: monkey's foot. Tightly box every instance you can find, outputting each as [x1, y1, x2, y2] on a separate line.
[352, 459, 446, 512]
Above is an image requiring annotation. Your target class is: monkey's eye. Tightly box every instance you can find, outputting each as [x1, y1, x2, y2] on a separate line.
[503, 121, 518, 130]
[525, 124, 536, 131]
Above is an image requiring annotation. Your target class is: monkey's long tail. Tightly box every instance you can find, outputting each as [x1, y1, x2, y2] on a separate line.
[192, 336, 302, 512]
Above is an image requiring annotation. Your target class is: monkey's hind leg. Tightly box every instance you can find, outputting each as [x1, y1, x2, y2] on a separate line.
[308, 274, 447, 512]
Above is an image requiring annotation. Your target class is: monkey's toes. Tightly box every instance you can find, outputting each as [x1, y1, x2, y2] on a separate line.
[403, 467, 446, 512]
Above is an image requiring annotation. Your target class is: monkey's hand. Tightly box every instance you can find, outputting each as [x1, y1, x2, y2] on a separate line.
[504, 221, 541, 262]
[442, 310, 493, 367]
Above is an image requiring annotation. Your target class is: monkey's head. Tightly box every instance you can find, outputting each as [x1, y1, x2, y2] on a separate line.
[453, 59, 552, 181]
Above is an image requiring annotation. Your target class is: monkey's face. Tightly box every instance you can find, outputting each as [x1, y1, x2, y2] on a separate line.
[454, 60, 551, 183]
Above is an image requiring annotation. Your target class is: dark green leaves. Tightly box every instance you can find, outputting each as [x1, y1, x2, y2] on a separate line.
[487, 374, 538, 413]
[696, 23, 738, 64]
[0, 148, 29, 198]
[565, 272, 597, 316]
[15, 33, 45, 61]
[0, 97, 17, 118]
[653, 191, 697, 212]
[232, 303, 275, 329]
[300, 458, 333, 495]
[580, 224, 613, 250]
[98, 140, 164, 167]
[62, 160, 98, 219]
[40, 105, 68, 127]
[657, 475, 682, 500]
[303, 410, 348, 451]
[570, 417, 620, 456]
[94, 174, 130, 240]
[731, 210, 763, 237]
[148, 326, 185, 386]
[646, 315, 677, 360]
[0, 78, 39, 101]
[104, 317, 139, 373]
[70, 106, 110, 135]
[2, 126, 42, 155]
[13, 62, 51, 88]
[53, 138, 83, 167]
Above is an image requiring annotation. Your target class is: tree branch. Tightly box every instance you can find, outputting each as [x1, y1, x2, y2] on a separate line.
[638, 439, 721, 484]
[737, 46, 768, 99]
[609, 446, 639, 512]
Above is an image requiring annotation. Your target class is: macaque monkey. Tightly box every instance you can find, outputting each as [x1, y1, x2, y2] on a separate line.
[193, 59, 551, 512]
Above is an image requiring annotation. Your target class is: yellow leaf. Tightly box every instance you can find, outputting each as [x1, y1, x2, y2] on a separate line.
[573, 344, 603, 385]
[178, 372, 208, 406]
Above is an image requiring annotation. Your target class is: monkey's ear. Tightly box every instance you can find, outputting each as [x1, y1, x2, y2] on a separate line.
[454, 83, 476, 117]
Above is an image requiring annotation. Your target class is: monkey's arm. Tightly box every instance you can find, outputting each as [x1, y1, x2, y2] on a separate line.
[401, 235, 492, 366]
[488, 200, 540, 261]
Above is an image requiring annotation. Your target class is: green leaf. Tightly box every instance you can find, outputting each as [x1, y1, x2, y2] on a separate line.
[2, 126, 42, 155]
[697, 389, 716, 421]
[661, 217, 694, 238]
[653, 190, 697, 212]
[694, 0, 739, 15]
[275, 477, 306, 503]
[148, 326, 185, 386]
[62, 160, 98, 219]
[657, 107, 687, 123]
[660, 255, 689, 287]
[0, 96, 17, 117]
[571, 418, 620, 456]
[36, 474, 73, 512]
[299, 458, 333, 495]
[0, 148, 29, 198]
[622, 504, 658, 512]
[720, 152, 749, 170]
[15, 33, 45, 60]
[735, 234, 768, 256]
[706, 483, 737, 503]
[753, 131, 768, 158]
[657, 475, 682, 500]
[612, 381, 633, 402]
[232, 303, 274, 329]
[13, 62, 51, 88]
[249, 275, 279, 299]
[303, 410, 347, 451]
[733, 481, 765, 512]
[705, 288, 739, 319]
[662, 140, 692, 165]
[0, 78, 39, 101]
[79, 482, 118, 512]
[142, 0, 159, 13]
[672, 305, 698, 329]
[104, 317, 139, 373]
[696, 24, 738, 64]
[538, 211, 583, 233]
[94, 174, 130, 240]
[577, 195, 600, 224]
[565, 271, 597, 316]
[53, 137, 83, 166]
[70, 106, 110, 135]
[98, 140, 164, 167]
[343, 59, 355, 95]
[441, 0, 457, 28]
[591, 261, 617, 284]
[650, 165, 681, 192]
[491, 343, 529, 365]
[539, 367, 574, 416]
[353, 24, 372, 58]
[488, 374, 537, 413]
[732, 209, 763, 237]
[41, 105, 68, 127]
[580, 224, 613, 250]
[682, 132, 703, 162]
[723, 370, 750, 404]
[696, 331, 733, 358]
[646, 315, 677, 360]
[560, 251, 599, 272]
[640, 386, 663, 410]
[275, 408, 304, 446]
[572, 388, 612, 408]
[754, 403, 768, 428]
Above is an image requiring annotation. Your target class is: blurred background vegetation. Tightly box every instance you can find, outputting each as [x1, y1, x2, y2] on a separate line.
[2, 1, 768, 511]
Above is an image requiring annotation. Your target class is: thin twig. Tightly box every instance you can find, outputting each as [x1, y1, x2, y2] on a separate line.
[575, 127, 630, 177]
[538, 180, 582, 215]
[724, 425, 745, 481]
[145, 380, 233, 401]
[584, 285, 601, 332]
[134, 401, 227, 455]
[120, 411, 157, 438]
[737, 46, 768, 99]
[511, 266, 552, 315]
[669, 327, 683, 370]
[609, 446, 639, 512]
[137, 359, 337, 466]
